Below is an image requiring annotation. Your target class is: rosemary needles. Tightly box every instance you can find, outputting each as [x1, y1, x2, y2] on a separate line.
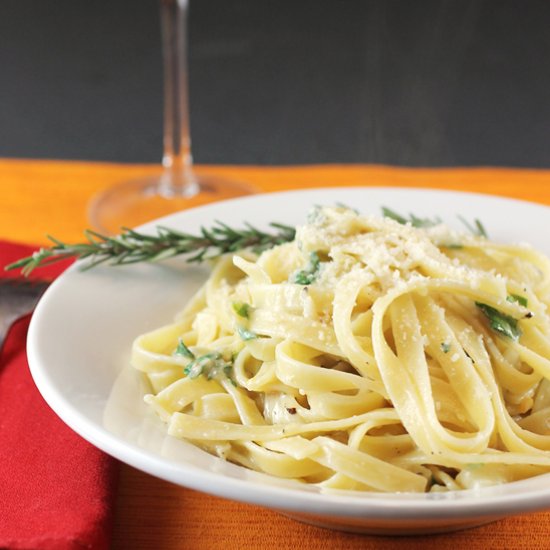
[5, 206, 489, 277]
[5, 222, 296, 276]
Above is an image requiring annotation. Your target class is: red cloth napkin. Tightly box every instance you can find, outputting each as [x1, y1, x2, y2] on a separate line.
[0, 241, 118, 550]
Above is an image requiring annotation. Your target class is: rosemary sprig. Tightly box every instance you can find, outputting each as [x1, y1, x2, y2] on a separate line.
[5, 222, 296, 276]
[457, 215, 488, 238]
[381, 207, 442, 228]
[382, 207, 489, 237]
[5, 206, 490, 276]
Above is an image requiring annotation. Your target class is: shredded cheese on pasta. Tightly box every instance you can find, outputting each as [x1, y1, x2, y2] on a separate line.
[131, 207, 550, 492]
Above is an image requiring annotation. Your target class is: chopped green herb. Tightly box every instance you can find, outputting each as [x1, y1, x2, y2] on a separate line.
[292, 251, 321, 285]
[184, 351, 234, 382]
[442, 243, 464, 250]
[475, 302, 521, 341]
[381, 207, 441, 228]
[174, 338, 195, 359]
[507, 294, 528, 307]
[237, 325, 258, 341]
[223, 365, 237, 386]
[440, 342, 451, 353]
[184, 352, 219, 378]
[232, 301, 251, 319]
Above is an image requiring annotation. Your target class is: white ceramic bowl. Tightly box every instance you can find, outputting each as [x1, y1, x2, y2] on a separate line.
[27, 188, 550, 534]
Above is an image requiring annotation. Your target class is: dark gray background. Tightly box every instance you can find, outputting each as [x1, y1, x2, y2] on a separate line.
[1, 0, 549, 167]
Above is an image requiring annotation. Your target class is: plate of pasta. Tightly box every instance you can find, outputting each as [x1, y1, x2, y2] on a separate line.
[27, 187, 550, 534]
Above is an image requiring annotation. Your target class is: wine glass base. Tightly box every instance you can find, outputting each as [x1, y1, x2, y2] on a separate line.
[88, 172, 255, 235]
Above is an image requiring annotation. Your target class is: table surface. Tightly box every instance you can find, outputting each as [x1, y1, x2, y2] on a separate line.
[2, 159, 550, 549]
[1, 0, 549, 168]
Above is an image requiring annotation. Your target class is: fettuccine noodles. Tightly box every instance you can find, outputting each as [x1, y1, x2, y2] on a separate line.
[132, 207, 550, 492]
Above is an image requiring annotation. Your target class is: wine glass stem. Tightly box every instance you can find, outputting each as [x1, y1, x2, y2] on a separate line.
[160, 0, 199, 196]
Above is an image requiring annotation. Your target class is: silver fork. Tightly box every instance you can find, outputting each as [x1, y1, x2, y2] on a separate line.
[0, 278, 50, 347]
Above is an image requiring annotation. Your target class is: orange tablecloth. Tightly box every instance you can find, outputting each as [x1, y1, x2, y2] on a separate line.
[2, 158, 550, 549]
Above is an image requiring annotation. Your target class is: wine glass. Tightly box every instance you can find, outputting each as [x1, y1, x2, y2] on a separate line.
[88, 0, 254, 235]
